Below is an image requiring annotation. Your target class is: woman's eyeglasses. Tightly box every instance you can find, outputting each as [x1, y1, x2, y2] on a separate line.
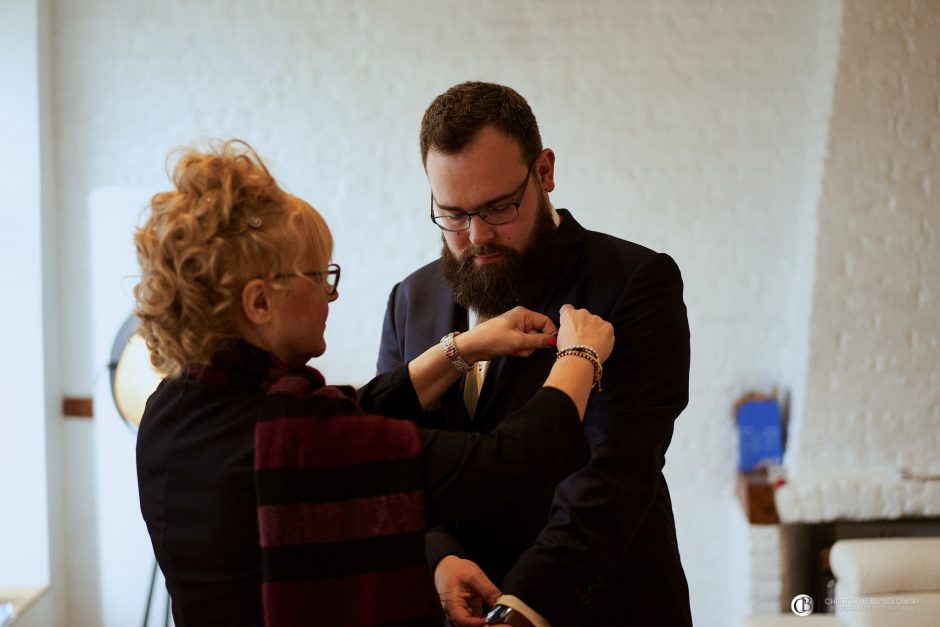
[272, 263, 341, 295]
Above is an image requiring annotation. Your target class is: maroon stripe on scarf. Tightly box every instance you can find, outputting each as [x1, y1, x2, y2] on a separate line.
[261, 565, 432, 627]
[257, 491, 425, 546]
[267, 374, 333, 398]
[254, 414, 422, 470]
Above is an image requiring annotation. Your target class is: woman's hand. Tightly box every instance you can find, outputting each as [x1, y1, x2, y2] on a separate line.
[406, 307, 556, 409]
[543, 305, 615, 419]
[455, 306, 558, 363]
[555, 304, 615, 363]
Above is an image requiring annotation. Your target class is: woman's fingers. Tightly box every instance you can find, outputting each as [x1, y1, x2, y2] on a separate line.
[557, 304, 615, 363]
[500, 306, 557, 335]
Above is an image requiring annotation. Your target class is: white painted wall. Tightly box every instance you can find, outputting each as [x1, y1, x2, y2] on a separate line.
[0, 0, 47, 581]
[88, 187, 166, 627]
[32, 0, 881, 625]
[0, 0, 49, 595]
[0, 1, 63, 625]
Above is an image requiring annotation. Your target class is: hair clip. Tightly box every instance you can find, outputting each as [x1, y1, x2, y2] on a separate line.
[247, 216, 263, 228]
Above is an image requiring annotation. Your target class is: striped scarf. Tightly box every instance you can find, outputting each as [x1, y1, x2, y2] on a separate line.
[193, 342, 434, 626]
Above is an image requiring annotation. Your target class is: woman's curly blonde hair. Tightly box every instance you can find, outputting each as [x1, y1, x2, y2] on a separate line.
[134, 139, 332, 377]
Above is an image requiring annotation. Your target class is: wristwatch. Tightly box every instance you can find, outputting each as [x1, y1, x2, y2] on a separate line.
[485, 604, 536, 626]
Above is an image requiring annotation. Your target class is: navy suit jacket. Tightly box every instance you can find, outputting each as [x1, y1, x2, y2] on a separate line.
[377, 210, 692, 626]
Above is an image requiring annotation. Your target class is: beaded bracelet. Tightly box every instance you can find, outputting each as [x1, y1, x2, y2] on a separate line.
[556, 345, 603, 392]
[440, 331, 473, 373]
[559, 344, 600, 360]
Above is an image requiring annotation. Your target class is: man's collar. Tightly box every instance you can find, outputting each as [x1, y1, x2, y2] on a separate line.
[553, 208, 586, 249]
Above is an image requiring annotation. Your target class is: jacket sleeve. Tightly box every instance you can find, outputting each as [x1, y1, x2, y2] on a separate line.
[374, 282, 444, 430]
[377, 282, 405, 374]
[501, 253, 691, 626]
[419, 387, 584, 525]
[357, 363, 423, 420]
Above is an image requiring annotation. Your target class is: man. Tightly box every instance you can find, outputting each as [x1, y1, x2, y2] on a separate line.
[377, 81, 692, 626]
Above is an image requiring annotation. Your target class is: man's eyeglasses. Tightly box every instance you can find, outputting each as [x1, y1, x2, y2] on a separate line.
[430, 158, 537, 232]
[272, 263, 341, 295]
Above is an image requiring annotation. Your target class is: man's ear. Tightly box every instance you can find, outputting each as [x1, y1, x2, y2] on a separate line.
[241, 279, 273, 326]
[536, 148, 555, 193]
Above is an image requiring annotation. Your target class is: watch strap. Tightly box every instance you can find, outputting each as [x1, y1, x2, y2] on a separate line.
[486, 604, 537, 627]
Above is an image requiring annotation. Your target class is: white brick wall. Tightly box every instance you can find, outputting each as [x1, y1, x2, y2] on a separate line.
[786, 0, 940, 487]
[758, 0, 940, 616]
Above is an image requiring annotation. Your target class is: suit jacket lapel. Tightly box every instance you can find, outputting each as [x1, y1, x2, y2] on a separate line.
[473, 210, 587, 429]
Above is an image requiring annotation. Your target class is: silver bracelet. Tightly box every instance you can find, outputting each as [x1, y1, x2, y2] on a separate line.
[440, 332, 473, 373]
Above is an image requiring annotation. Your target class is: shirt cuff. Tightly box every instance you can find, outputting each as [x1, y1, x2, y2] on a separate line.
[495, 595, 552, 627]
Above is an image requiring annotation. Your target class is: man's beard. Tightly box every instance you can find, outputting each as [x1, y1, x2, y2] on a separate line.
[440, 195, 560, 318]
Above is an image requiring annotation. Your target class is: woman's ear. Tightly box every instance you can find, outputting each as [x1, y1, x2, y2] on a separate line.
[241, 279, 273, 327]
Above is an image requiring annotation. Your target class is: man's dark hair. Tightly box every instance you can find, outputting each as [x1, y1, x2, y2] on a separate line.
[420, 81, 543, 166]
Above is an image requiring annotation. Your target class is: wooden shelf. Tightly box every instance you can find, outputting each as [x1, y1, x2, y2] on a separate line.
[736, 470, 780, 524]
[0, 586, 49, 625]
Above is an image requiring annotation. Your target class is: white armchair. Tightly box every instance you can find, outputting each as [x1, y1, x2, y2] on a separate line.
[738, 536, 940, 627]
[829, 537, 940, 627]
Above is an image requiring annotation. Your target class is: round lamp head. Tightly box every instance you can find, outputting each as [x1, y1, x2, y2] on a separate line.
[109, 314, 163, 428]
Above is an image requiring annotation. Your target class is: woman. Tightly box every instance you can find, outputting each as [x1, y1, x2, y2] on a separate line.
[134, 140, 613, 627]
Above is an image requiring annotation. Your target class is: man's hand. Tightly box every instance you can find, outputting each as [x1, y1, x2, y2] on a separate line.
[434, 555, 501, 627]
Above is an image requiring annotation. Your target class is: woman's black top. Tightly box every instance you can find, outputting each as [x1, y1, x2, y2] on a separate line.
[137, 342, 583, 626]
